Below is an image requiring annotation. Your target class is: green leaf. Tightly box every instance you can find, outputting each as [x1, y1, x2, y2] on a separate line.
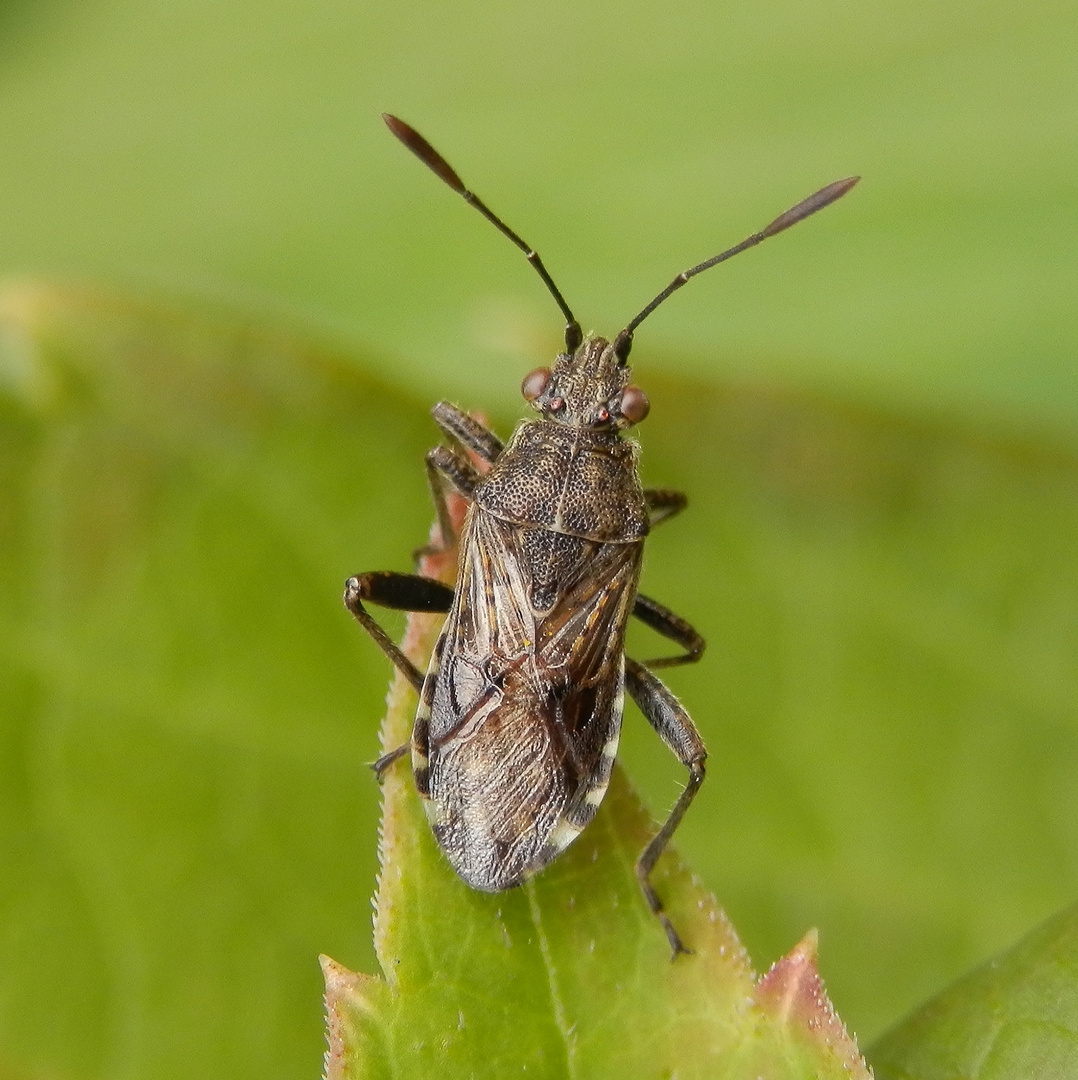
[323, 537, 868, 1077]
[869, 902, 1078, 1080]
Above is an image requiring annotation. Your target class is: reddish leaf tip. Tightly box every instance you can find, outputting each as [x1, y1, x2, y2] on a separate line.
[755, 930, 872, 1079]
[322, 955, 390, 1080]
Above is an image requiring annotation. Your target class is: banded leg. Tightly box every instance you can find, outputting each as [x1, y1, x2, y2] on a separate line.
[644, 488, 688, 529]
[625, 657, 707, 958]
[633, 593, 706, 669]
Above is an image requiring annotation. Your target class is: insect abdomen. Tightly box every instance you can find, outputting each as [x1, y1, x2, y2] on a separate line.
[423, 665, 626, 891]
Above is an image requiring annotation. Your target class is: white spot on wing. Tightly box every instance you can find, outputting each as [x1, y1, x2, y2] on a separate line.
[585, 779, 610, 807]
[546, 817, 584, 854]
[601, 732, 620, 760]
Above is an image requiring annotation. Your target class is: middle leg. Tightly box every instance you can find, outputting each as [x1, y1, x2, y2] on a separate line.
[343, 571, 454, 691]
[632, 593, 706, 669]
[343, 570, 454, 778]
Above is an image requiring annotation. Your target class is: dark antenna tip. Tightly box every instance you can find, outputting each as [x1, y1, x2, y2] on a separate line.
[619, 173, 860, 340]
[383, 114, 465, 193]
[383, 114, 579, 334]
[761, 176, 860, 238]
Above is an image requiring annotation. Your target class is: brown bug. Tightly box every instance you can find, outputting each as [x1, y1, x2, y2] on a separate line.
[346, 114, 857, 955]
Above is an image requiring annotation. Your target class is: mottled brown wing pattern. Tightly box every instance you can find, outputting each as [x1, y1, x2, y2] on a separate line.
[413, 505, 643, 891]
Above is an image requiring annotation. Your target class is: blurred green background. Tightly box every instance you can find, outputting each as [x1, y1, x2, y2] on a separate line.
[1, 1, 1077, 1078]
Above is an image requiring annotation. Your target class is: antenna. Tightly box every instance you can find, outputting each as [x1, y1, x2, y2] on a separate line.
[384, 114, 583, 353]
[612, 175, 859, 362]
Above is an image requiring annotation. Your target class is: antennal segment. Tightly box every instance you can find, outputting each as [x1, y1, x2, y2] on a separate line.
[384, 114, 583, 353]
[613, 175, 859, 362]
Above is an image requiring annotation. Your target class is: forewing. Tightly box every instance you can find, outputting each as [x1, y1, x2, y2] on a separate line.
[421, 508, 641, 889]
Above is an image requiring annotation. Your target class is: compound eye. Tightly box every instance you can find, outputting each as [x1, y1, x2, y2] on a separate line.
[619, 385, 650, 424]
[521, 367, 552, 402]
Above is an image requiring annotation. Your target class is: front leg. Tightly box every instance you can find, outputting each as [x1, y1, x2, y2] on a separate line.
[625, 657, 707, 958]
[422, 444, 482, 556]
[644, 488, 688, 529]
[431, 401, 504, 463]
[422, 403, 502, 554]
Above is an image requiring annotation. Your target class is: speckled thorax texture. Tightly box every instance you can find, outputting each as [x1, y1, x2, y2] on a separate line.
[474, 420, 648, 543]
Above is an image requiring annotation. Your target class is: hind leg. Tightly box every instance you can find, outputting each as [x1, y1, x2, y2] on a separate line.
[624, 657, 707, 958]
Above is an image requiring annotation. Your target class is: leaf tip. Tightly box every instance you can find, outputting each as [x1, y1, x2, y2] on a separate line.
[321, 955, 389, 1080]
[755, 929, 872, 1079]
